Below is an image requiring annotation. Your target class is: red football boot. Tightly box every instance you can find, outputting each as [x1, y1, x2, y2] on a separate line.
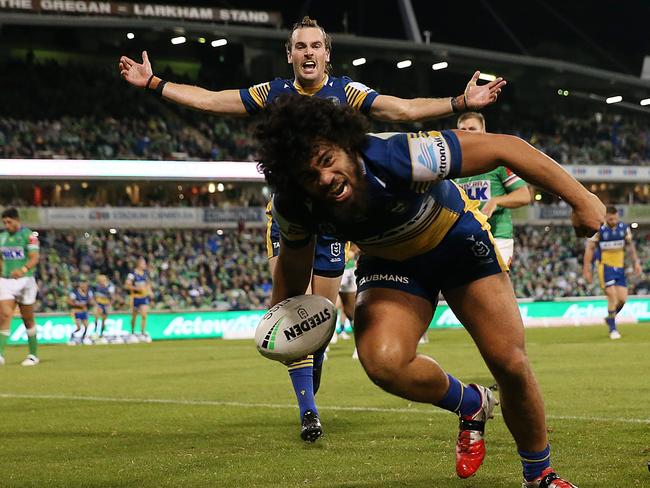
[455, 384, 498, 478]
[522, 468, 579, 487]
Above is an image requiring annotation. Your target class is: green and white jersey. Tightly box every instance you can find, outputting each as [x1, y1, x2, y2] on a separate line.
[0, 227, 39, 278]
[455, 167, 527, 239]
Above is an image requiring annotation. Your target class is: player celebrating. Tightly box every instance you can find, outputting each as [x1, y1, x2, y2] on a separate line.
[68, 278, 92, 345]
[120, 16, 505, 442]
[93, 274, 114, 342]
[0, 207, 40, 366]
[255, 95, 603, 486]
[583, 206, 641, 339]
[454, 112, 531, 266]
[125, 256, 153, 343]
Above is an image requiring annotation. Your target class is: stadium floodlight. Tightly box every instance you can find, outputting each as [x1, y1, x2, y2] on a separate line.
[535, 193, 542, 201]
[217, 229, 224, 235]
[198, 37, 206, 44]
[126, 32, 135, 40]
[217, 183, 225, 192]
[563, 90, 569, 96]
[211, 39, 228, 48]
[109, 228, 117, 234]
[640, 98, 650, 106]
[396, 60, 412, 69]
[631, 222, 639, 229]
[352, 57, 366, 66]
[81, 182, 88, 189]
[606, 95, 622, 104]
[171, 36, 187, 45]
[478, 73, 497, 82]
[208, 183, 216, 193]
[432, 62, 448, 70]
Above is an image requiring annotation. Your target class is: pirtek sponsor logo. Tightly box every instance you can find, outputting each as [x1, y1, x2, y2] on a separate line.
[283, 308, 331, 341]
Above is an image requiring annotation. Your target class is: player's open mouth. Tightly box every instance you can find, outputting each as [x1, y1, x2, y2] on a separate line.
[302, 61, 316, 72]
[329, 180, 350, 202]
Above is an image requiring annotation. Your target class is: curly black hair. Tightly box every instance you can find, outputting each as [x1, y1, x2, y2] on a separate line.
[254, 94, 369, 193]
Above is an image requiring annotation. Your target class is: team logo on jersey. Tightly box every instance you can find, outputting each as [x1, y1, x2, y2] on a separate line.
[330, 242, 342, 257]
[326, 95, 342, 105]
[466, 235, 490, 258]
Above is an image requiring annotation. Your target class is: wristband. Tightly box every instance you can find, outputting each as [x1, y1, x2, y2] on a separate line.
[155, 80, 168, 97]
[451, 94, 468, 113]
[145, 74, 155, 90]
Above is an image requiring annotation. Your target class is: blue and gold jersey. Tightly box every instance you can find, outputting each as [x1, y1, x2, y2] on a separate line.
[126, 270, 150, 298]
[240, 75, 379, 114]
[592, 222, 631, 268]
[69, 288, 92, 311]
[272, 130, 482, 262]
[94, 283, 114, 305]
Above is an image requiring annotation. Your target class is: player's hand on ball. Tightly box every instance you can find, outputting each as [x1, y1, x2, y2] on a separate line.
[119, 50, 153, 88]
[571, 192, 606, 237]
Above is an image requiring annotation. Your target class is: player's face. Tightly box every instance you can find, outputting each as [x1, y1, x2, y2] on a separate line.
[457, 117, 485, 133]
[287, 27, 330, 86]
[137, 258, 147, 269]
[80, 283, 88, 292]
[297, 142, 365, 210]
[2, 217, 20, 233]
[605, 212, 619, 226]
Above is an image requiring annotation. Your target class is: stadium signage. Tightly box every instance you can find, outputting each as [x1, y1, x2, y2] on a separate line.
[0, 0, 282, 26]
[7, 299, 650, 344]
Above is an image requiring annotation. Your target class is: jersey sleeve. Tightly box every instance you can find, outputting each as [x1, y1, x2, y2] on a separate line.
[373, 130, 461, 183]
[271, 194, 315, 249]
[342, 77, 379, 114]
[501, 167, 527, 192]
[239, 81, 272, 115]
[125, 273, 134, 284]
[26, 231, 39, 252]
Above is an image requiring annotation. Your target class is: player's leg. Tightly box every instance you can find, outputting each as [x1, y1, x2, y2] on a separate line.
[139, 303, 149, 335]
[444, 272, 569, 484]
[0, 298, 16, 365]
[17, 302, 39, 365]
[604, 285, 620, 337]
[70, 316, 81, 343]
[339, 290, 355, 338]
[130, 303, 138, 335]
[80, 318, 89, 341]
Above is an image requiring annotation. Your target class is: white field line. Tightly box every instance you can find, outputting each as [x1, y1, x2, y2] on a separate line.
[1, 393, 648, 424]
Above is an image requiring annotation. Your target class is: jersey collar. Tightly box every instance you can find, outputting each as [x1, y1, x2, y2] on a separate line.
[293, 75, 329, 96]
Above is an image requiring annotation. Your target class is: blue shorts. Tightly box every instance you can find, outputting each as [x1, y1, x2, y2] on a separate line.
[133, 297, 150, 308]
[356, 210, 507, 304]
[598, 264, 626, 288]
[267, 216, 345, 278]
[73, 311, 88, 321]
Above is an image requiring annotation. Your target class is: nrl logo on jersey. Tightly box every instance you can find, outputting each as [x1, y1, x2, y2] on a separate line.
[466, 235, 490, 258]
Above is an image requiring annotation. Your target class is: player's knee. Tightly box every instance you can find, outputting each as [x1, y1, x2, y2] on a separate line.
[0, 309, 12, 323]
[358, 342, 408, 388]
[485, 347, 530, 383]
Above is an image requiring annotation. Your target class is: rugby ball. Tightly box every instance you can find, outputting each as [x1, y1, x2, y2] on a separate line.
[255, 295, 337, 362]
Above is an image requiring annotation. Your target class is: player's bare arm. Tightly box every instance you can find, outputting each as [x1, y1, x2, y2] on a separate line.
[482, 185, 531, 218]
[10, 251, 38, 279]
[270, 238, 315, 306]
[369, 71, 505, 122]
[625, 231, 642, 275]
[119, 51, 247, 116]
[453, 130, 605, 236]
[582, 240, 596, 281]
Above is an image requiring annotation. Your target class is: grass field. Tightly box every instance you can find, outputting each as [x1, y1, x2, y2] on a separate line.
[2, 324, 649, 487]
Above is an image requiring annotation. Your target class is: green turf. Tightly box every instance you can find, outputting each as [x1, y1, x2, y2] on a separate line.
[1, 324, 649, 487]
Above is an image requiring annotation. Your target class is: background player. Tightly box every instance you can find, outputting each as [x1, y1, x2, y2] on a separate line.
[0, 207, 40, 366]
[255, 95, 603, 486]
[67, 278, 92, 345]
[120, 16, 505, 442]
[93, 274, 114, 343]
[125, 256, 153, 343]
[454, 112, 531, 266]
[583, 205, 642, 339]
[333, 242, 358, 344]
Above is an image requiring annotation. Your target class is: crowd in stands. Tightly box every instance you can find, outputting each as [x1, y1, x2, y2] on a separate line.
[3, 59, 650, 167]
[36, 228, 272, 313]
[32, 226, 649, 313]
